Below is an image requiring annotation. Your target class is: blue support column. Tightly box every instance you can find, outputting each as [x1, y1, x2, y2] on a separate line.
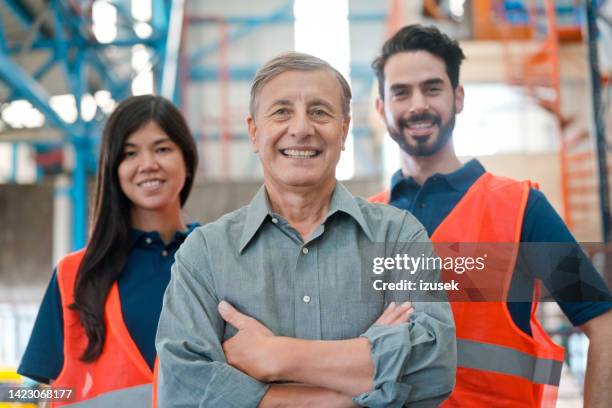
[160, 0, 184, 102]
[0, 14, 8, 53]
[71, 137, 89, 249]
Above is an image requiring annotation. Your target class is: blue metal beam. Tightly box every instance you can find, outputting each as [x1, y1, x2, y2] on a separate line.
[190, 63, 376, 82]
[160, 0, 184, 102]
[190, 65, 258, 81]
[4, 54, 59, 103]
[187, 11, 386, 25]
[86, 51, 131, 100]
[7, 35, 161, 54]
[151, 0, 169, 34]
[3, 0, 34, 29]
[0, 15, 7, 53]
[71, 138, 89, 249]
[0, 53, 73, 134]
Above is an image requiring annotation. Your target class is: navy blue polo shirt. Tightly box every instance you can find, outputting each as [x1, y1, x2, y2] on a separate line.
[388, 159, 612, 335]
[18, 223, 198, 384]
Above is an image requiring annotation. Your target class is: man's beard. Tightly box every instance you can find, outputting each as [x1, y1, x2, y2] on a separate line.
[388, 109, 456, 157]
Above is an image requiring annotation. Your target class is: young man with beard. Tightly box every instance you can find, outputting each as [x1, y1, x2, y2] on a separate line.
[370, 24, 612, 407]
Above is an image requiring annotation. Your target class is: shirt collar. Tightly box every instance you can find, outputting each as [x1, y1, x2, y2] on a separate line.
[445, 159, 485, 190]
[239, 185, 271, 253]
[239, 182, 374, 253]
[129, 228, 148, 247]
[325, 182, 374, 242]
[390, 158, 486, 196]
[129, 222, 198, 247]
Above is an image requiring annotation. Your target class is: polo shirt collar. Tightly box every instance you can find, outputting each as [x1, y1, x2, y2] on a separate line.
[129, 222, 198, 247]
[390, 158, 486, 196]
[129, 229, 148, 247]
[445, 159, 486, 190]
[239, 182, 374, 253]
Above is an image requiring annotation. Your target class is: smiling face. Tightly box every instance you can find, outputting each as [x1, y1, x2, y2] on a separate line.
[377, 51, 464, 157]
[247, 69, 350, 192]
[117, 121, 187, 218]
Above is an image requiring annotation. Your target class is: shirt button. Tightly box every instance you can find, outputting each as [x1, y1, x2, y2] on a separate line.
[303, 295, 311, 303]
[271, 217, 278, 224]
[418, 202, 425, 208]
[161, 250, 168, 257]
[145, 237, 152, 244]
[302, 247, 309, 254]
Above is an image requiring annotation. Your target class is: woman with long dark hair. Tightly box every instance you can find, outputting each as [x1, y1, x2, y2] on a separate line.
[18, 95, 199, 407]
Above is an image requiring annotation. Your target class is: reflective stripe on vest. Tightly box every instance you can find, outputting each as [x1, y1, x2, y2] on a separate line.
[64, 384, 151, 408]
[457, 339, 562, 386]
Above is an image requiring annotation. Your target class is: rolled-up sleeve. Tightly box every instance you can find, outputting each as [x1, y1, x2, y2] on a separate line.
[354, 219, 456, 407]
[155, 230, 270, 407]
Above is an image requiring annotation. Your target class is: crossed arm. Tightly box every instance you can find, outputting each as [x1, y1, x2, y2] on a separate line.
[217, 300, 414, 407]
[156, 235, 456, 407]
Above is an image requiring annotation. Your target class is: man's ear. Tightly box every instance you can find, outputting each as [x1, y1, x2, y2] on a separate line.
[454, 85, 465, 114]
[247, 115, 258, 153]
[341, 114, 351, 150]
[375, 96, 385, 119]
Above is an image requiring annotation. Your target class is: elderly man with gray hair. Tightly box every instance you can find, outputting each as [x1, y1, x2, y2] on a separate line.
[156, 52, 456, 407]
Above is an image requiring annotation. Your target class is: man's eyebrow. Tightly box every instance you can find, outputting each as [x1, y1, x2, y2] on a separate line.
[389, 78, 445, 91]
[389, 83, 410, 92]
[266, 99, 292, 109]
[308, 98, 334, 110]
[422, 78, 445, 86]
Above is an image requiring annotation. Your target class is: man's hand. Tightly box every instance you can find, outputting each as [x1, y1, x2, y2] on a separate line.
[373, 301, 414, 326]
[218, 300, 279, 382]
[219, 299, 414, 385]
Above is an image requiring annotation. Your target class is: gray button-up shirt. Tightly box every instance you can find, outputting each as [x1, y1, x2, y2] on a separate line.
[156, 182, 456, 407]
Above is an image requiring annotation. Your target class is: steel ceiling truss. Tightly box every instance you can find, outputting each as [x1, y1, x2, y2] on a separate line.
[0, 0, 183, 250]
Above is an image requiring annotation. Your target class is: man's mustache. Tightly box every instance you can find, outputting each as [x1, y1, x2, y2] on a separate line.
[398, 113, 442, 129]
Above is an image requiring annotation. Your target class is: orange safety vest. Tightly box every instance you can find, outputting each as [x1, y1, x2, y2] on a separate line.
[53, 249, 153, 407]
[369, 172, 565, 407]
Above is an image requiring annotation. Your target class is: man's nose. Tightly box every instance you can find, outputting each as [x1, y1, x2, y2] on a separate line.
[409, 91, 428, 114]
[288, 111, 314, 138]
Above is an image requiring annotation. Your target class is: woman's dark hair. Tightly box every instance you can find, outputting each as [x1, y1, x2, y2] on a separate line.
[372, 24, 466, 98]
[70, 95, 198, 361]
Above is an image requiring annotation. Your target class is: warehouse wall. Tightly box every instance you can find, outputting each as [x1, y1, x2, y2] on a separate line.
[0, 184, 53, 301]
[185, 0, 295, 180]
[0, 178, 380, 292]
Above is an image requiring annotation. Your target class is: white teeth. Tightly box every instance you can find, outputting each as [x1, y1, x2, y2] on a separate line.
[282, 149, 317, 158]
[408, 122, 433, 129]
[140, 180, 162, 187]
